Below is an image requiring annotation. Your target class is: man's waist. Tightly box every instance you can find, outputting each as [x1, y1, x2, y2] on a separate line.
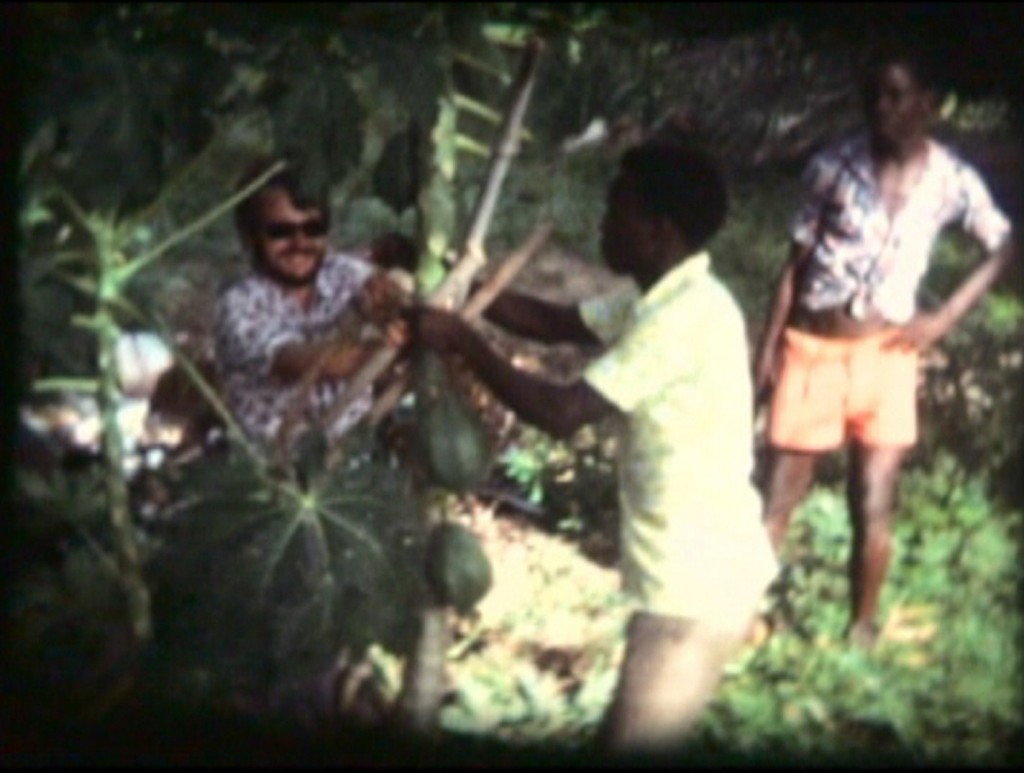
[797, 255, 921, 333]
[790, 304, 896, 339]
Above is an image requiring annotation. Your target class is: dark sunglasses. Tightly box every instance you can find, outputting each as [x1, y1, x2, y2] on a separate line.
[262, 219, 328, 240]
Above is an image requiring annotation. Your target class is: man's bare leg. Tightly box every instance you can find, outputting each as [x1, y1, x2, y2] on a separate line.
[762, 448, 820, 555]
[847, 442, 906, 649]
[597, 612, 746, 757]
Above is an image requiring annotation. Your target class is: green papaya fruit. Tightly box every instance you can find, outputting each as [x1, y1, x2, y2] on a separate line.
[425, 522, 493, 613]
[414, 351, 491, 492]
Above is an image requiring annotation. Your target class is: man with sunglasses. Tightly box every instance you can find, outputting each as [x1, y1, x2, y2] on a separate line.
[214, 161, 411, 456]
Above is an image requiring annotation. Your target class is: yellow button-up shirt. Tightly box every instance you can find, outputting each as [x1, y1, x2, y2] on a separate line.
[581, 253, 777, 628]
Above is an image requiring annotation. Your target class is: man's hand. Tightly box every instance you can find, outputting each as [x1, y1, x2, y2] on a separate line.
[883, 310, 951, 352]
[383, 318, 411, 350]
[355, 273, 410, 327]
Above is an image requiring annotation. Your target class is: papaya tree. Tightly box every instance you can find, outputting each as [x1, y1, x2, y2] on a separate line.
[14, 121, 288, 709]
[15, 2, 549, 738]
[306, 10, 550, 735]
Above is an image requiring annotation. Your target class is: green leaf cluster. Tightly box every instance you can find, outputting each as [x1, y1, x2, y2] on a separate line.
[146, 427, 430, 706]
[694, 463, 1022, 764]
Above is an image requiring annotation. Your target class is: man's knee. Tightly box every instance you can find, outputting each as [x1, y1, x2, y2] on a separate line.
[762, 449, 818, 540]
[850, 445, 905, 522]
[601, 613, 743, 754]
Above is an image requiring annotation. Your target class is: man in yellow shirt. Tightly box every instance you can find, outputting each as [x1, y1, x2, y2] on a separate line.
[411, 139, 777, 755]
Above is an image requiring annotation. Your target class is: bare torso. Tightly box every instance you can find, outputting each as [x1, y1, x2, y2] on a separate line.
[789, 304, 891, 338]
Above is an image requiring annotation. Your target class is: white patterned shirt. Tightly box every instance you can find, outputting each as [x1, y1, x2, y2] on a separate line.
[214, 251, 375, 453]
[791, 133, 1011, 323]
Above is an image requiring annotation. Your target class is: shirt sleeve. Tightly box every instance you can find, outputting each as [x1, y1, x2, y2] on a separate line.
[951, 161, 1012, 254]
[583, 301, 700, 412]
[323, 251, 375, 294]
[213, 283, 303, 380]
[578, 284, 641, 344]
[789, 150, 840, 248]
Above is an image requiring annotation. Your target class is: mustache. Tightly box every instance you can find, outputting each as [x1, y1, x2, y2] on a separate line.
[255, 250, 323, 287]
[255, 248, 323, 265]
[259, 262, 319, 287]
[279, 249, 321, 259]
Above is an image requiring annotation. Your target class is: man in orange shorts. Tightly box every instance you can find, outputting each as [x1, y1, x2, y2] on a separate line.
[754, 43, 1015, 648]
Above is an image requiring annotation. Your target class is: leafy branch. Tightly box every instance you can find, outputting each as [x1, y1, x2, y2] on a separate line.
[316, 38, 546, 454]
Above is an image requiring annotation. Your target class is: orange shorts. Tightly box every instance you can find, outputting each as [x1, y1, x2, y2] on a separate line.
[768, 328, 919, 451]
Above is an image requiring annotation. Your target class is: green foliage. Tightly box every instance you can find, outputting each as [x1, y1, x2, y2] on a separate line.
[18, 241, 99, 382]
[660, 25, 865, 170]
[2, 545, 134, 717]
[5, 426, 431, 717]
[148, 427, 430, 705]
[979, 293, 1024, 338]
[23, 43, 170, 214]
[263, 37, 364, 187]
[914, 229, 1024, 504]
[430, 567, 631, 751]
[4, 461, 136, 716]
[892, 454, 1021, 608]
[709, 173, 802, 323]
[692, 463, 1022, 764]
[940, 94, 1014, 134]
[923, 230, 984, 303]
[498, 433, 556, 506]
[492, 423, 620, 556]
[333, 195, 418, 250]
[12, 463, 111, 549]
[487, 149, 614, 262]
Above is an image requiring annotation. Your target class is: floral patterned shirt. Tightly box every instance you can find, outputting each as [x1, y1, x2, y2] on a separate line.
[582, 253, 778, 627]
[213, 251, 375, 453]
[791, 133, 1012, 323]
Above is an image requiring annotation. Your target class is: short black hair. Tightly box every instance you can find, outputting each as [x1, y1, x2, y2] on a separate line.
[232, 157, 331, 240]
[865, 36, 943, 94]
[618, 139, 728, 252]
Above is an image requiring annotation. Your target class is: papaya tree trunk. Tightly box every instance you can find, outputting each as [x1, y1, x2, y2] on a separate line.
[395, 603, 450, 734]
[392, 20, 461, 736]
[37, 162, 291, 651]
[391, 28, 544, 739]
[394, 490, 450, 736]
[94, 228, 152, 645]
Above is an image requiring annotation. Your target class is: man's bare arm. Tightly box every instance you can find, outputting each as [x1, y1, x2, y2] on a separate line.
[271, 271, 412, 384]
[754, 242, 811, 400]
[890, 236, 1016, 351]
[415, 307, 618, 439]
[271, 339, 377, 383]
[480, 287, 601, 346]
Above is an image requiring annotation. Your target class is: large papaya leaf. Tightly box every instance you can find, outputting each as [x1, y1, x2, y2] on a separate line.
[147, 428, 429, 703]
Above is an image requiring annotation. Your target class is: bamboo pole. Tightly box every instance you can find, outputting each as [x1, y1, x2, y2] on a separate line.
[457, 38, 543, 291]
[365, 221, 552, 426]
[318, 38, 545, 445]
